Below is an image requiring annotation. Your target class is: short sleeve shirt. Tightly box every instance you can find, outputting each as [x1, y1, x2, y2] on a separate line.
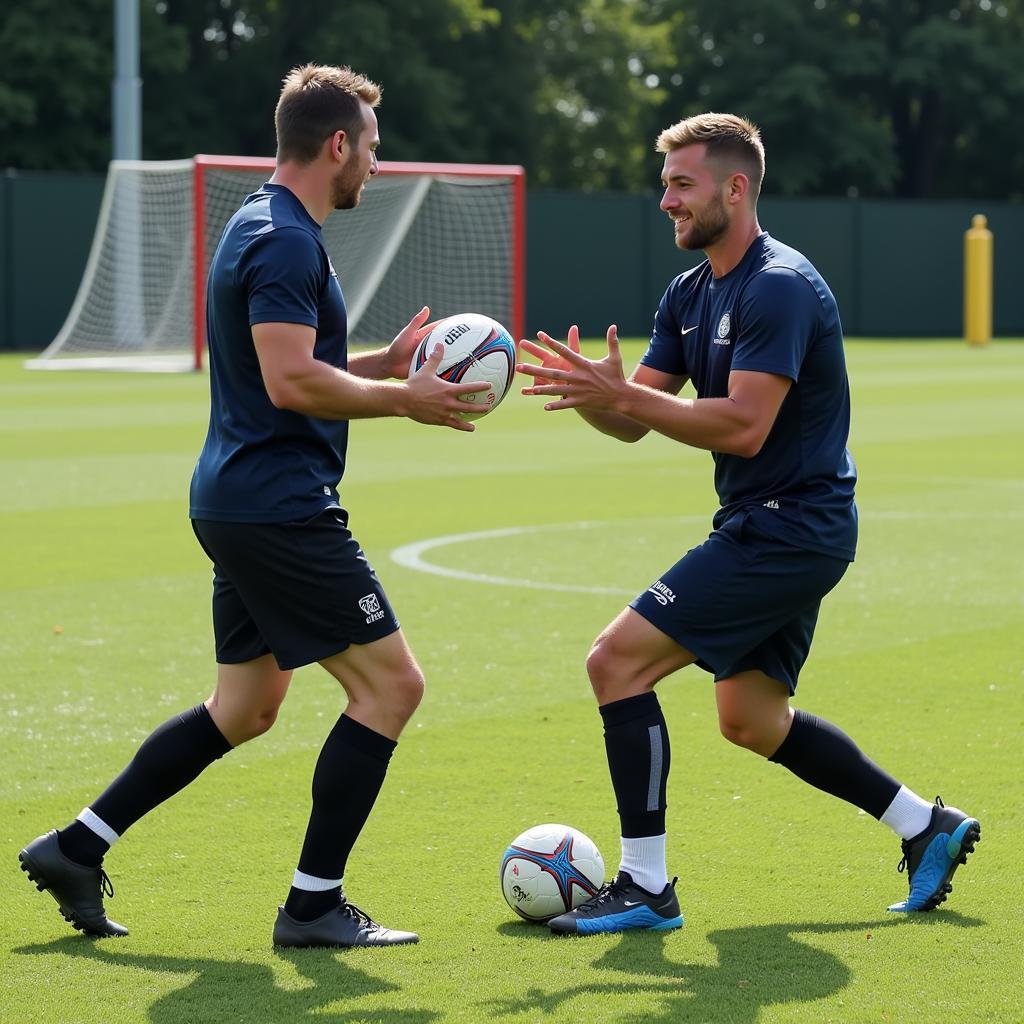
[189, 184, 350, 523]
[640, 233, 857, 560]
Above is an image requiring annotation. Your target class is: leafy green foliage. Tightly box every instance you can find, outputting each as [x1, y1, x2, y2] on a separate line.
[653, 0, 1024, 198]
[0, 3, 1022, 192]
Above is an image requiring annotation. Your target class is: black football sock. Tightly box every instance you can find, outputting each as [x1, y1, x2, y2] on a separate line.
[768, 708, 901, 817]
[58, 820, 114, 868]
[285, 714, 396, 922]
[599, 692, 670, 839]
[57, 703, 232, 867]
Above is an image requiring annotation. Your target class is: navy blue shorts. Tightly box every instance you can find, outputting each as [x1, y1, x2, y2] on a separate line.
[629, 507, 850, 693]
[191, 509, 400, 671]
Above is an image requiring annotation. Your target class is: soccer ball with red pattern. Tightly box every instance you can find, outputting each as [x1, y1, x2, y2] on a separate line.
[499, 823, 605, 922]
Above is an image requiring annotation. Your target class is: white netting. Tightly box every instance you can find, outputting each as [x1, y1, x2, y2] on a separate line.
[27, 160, 196, 371]
[29, 158, 521, 371]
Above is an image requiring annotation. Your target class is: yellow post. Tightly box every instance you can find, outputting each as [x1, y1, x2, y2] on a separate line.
[963, 213, 993, 346]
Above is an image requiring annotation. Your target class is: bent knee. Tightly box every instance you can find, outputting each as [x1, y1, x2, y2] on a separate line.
[355, 665, 425, 726]
[395, 668, 425, 718]
[717, 714, 781, 755]
[586, 637, 645, 704]
[368, 667, 424, 735]
[718, 716, 758, 750]
[224, 705, 281, 745]
[585, 638, 616, 698]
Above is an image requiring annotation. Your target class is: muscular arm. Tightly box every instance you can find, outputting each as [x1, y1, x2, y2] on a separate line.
[523, 329, 791, 457]
[615, 369, 792, 456]
[252, 322, 485, 430]
[253, 322, 410, 418]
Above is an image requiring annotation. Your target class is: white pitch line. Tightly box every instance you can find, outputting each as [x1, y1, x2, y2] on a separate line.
[389, 505, 1022, 595]
[390, 518, 708, 594]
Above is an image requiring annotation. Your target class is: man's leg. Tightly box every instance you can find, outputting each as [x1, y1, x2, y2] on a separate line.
[20, 656, 290, 936]
[716, 671, 981, 912]
[272, 629, 423, 948]
[717, 669, 910, 806]
[547, 608, 690, 936]
[193, 512, 423, 946]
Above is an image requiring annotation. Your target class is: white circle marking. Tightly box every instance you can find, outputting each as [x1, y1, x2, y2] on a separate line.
[390, 517, 709, 594]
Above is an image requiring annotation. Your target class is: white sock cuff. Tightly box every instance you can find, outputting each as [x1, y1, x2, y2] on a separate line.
[291, 869, 343, 892]
[77, 808, 120, 846]
[619, 833, 669, 894]
[879, 786, 935, 840]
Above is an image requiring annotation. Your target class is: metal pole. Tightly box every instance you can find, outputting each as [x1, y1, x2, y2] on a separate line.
[963, 214, 993, 346]
[112, 0, 144, 353]
[112, 0, 141, 159]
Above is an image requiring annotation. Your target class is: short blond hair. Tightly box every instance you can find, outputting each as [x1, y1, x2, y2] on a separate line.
[275, 64, 381, 165]
[656, 113, 765, 200]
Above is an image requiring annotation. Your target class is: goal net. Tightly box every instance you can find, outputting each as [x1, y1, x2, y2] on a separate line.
[28, 156, 525, 372]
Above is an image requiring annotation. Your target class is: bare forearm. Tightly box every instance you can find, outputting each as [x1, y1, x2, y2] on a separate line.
[347, 346, 394, 380]
[576, 407, 649, 442]
[616, 382, 762, 456]
[520, 330, 786, 455]
[270, 359, 410, 419]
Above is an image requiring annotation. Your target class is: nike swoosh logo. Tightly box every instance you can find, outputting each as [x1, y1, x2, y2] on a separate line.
[623, 901, 643, 907]
[681, 326, 698, 335]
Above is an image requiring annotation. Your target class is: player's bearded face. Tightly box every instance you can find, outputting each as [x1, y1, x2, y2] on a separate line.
[331, 149, 365, 210]
[674, 189, 729, 251]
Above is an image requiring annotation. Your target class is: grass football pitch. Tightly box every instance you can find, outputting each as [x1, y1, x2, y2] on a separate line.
[1, 340, 1022, 1024]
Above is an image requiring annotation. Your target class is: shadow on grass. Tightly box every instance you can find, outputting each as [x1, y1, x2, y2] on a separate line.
[13, 938, 438, 1024]
[490, 911, 984, 1022]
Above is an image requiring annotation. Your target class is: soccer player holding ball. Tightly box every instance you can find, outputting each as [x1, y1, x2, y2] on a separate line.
[519, 113, 980, 935]
[19, 64, 489, 948]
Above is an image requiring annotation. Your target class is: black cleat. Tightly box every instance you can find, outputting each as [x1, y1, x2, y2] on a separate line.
[19, 830, 128, 938]
[272, 896, 419, 948]
[547, 870, 684, 935]
[887, 796, 981, 913]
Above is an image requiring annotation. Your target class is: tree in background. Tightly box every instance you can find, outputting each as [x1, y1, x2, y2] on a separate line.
[1, 0, 1022, 199]
[0, 0, 184, 171]
[469, 0, 675, 190]
[141, 0, 503, 161]
[653, 0, 1024, 199]
[138, 0, 675, 191]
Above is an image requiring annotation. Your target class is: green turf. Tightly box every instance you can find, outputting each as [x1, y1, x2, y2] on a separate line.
[2, 341, 1022, 1024]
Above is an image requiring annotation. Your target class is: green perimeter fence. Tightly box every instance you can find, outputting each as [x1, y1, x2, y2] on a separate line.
[2, 168, 1022, 351]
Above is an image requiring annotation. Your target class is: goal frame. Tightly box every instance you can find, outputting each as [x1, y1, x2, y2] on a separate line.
[191, 155, 526, 372]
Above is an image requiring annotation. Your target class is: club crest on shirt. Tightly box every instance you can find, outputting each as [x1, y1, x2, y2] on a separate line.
[714, 312, 732, 345]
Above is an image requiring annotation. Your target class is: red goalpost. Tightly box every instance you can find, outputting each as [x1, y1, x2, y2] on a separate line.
[30, 156, 526, 372]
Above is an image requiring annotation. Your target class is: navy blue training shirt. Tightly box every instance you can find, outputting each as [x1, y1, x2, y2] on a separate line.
[189, 184, 349, 523]
[640, 232, 857, 561]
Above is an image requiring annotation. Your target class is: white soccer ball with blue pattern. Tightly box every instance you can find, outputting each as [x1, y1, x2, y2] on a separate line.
[500, 823, 604, 922]
[409, 312, 517, 420]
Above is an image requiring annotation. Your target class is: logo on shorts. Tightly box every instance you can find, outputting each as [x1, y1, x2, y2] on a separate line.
[764, 499, 780, 509]
[647, 580, 676, 606]
[358, 593, 385, 624]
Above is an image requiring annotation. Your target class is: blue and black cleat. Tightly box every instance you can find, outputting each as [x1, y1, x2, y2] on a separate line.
[887, 796, 981, 913]
[548, 870, 683, 935]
